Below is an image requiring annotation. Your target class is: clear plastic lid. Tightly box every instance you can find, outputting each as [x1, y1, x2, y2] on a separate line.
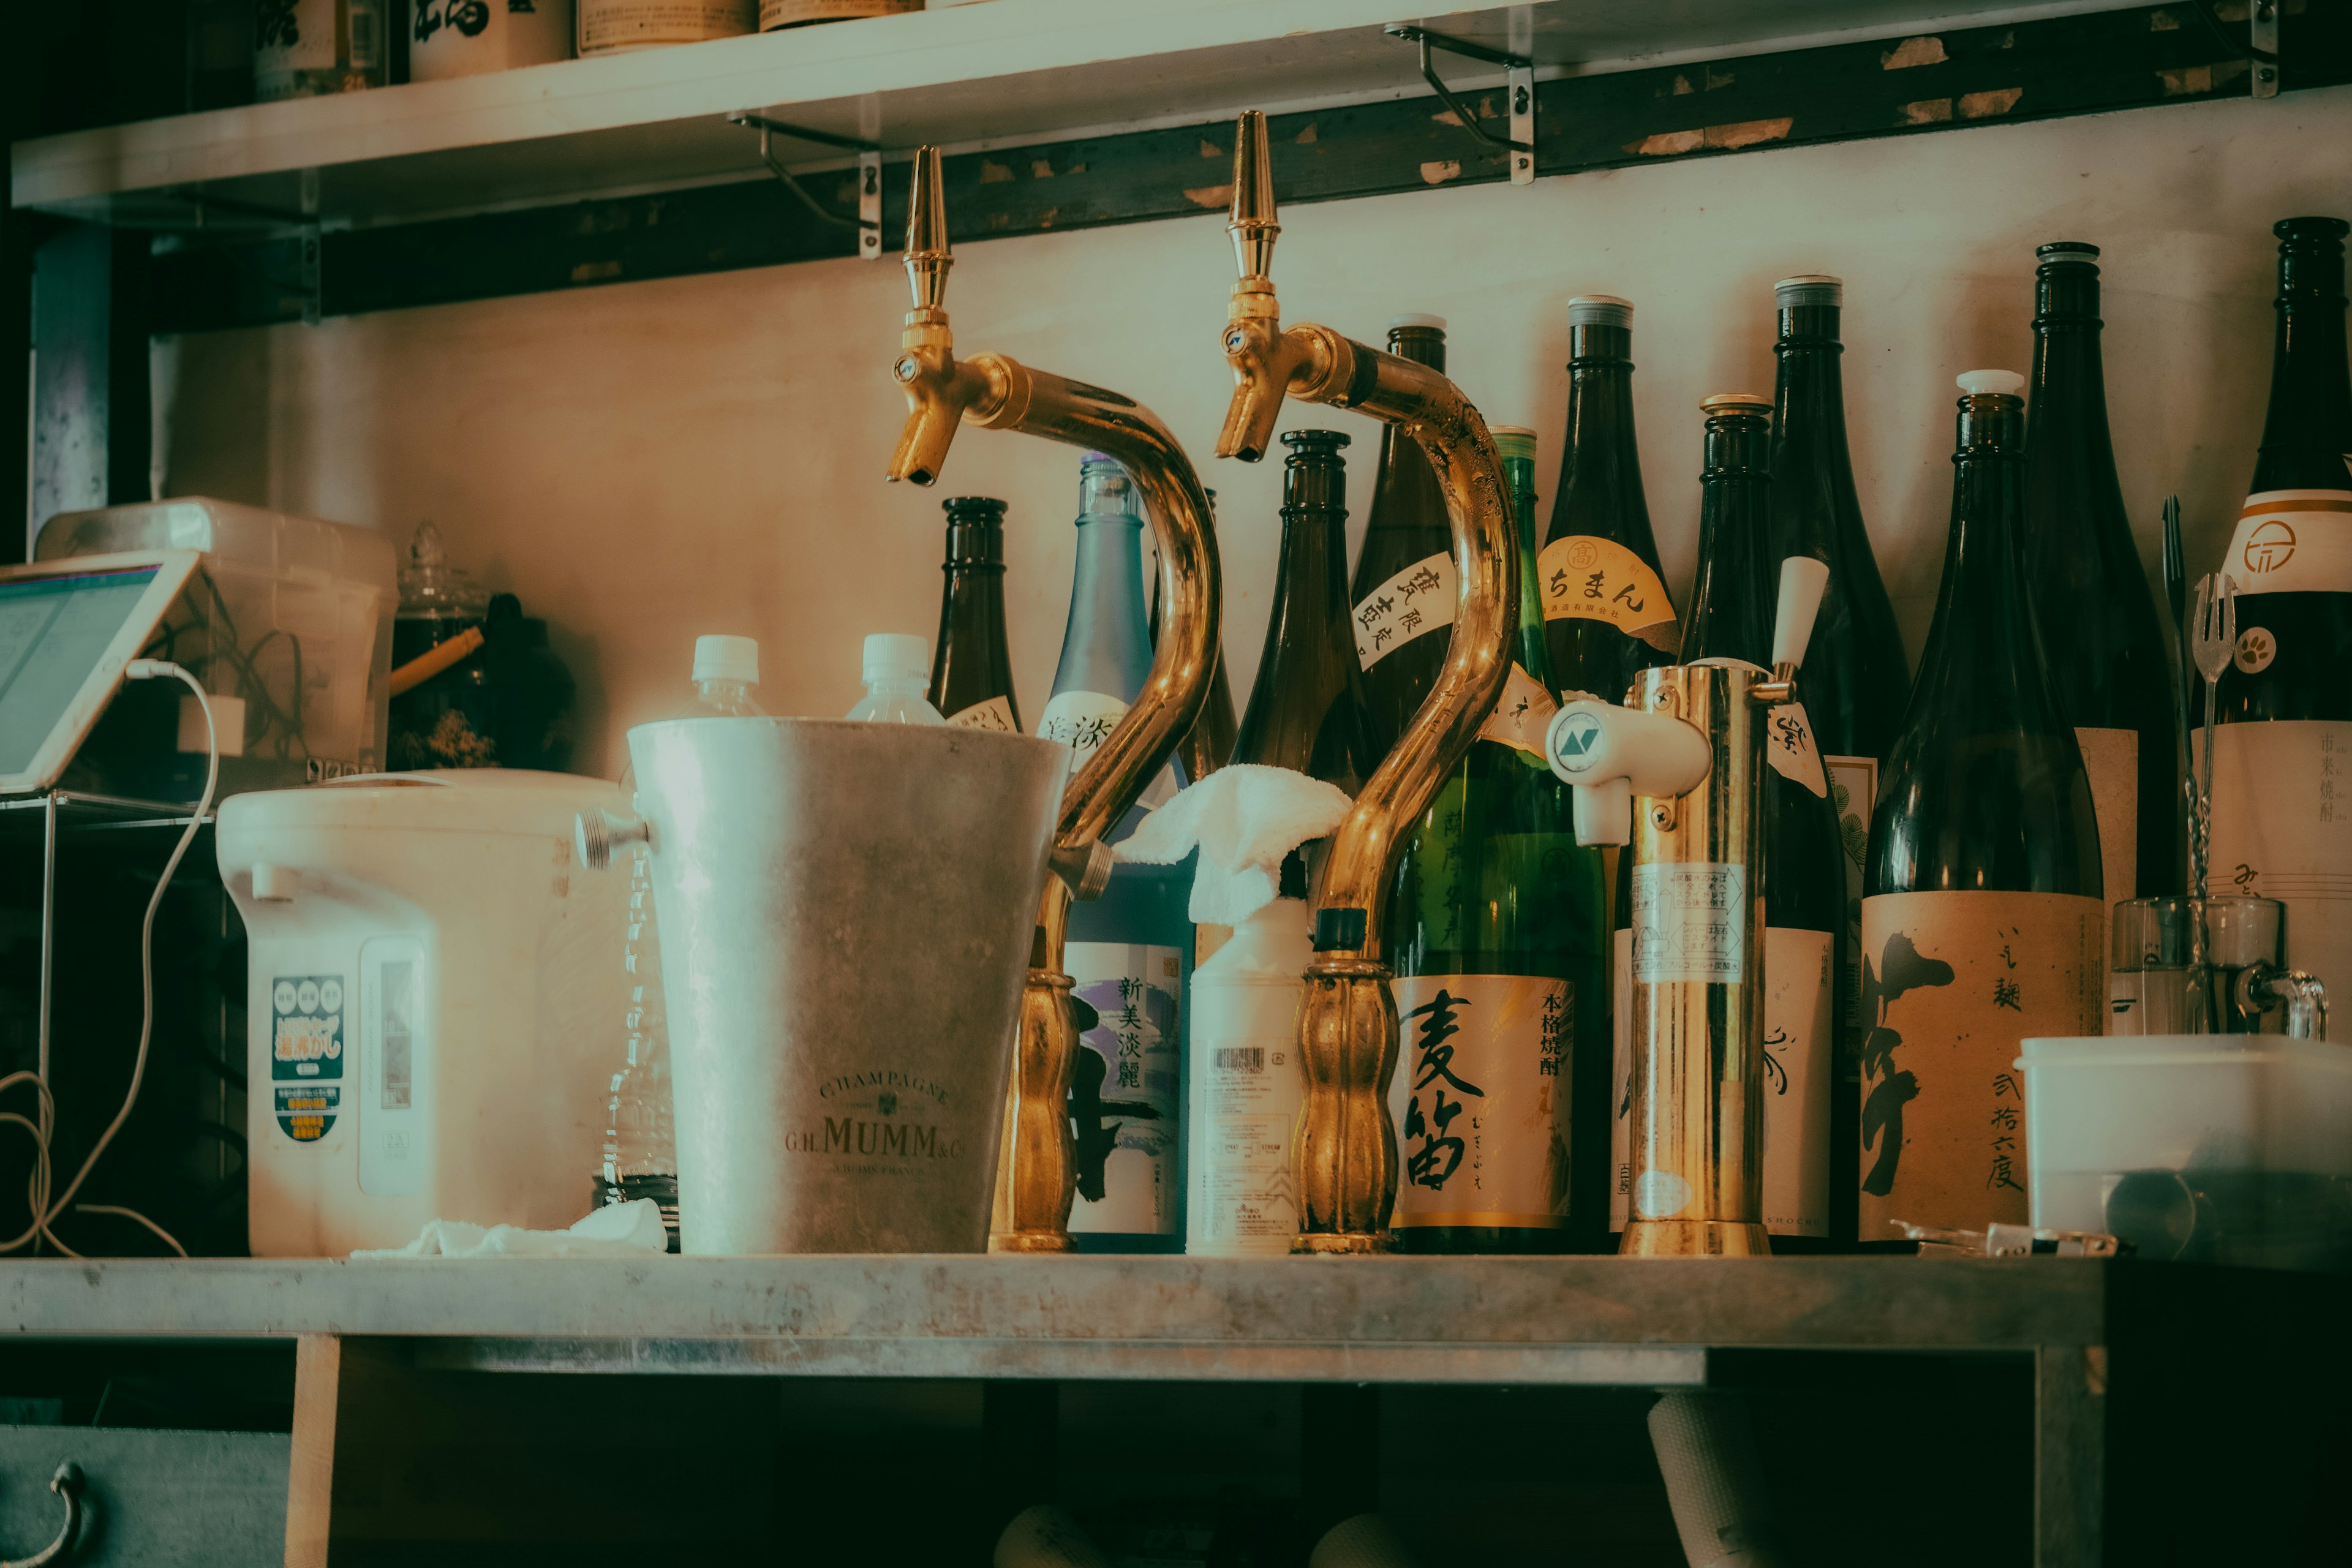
[862, 633, 930, 684]
[1387, 312, 1447, 333]
[398, 521, 489, 620]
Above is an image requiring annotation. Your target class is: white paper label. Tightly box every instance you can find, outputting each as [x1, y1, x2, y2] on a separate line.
[1763, 701, 1830, 797]
[1477, 662, 1560, 757]
[1760, 927, 1833, 1237]
[1387, 974, 1572, 1228]
[948, 694, 1018, 733]
[2219, 488, 2352, 597]
[1610, 927, 1634, 1231]
[1632, 863, 1747, 984]
[256, 0, 341, 72]
[2075, 725, 2138, 904]
[2198, 718, 2352, 1009]
[1065, 943, 1182, 1237]
[1353, 551, 1457, 670]
[1037, 688, 1128, 758]
[1185, 976, 1305, 1256]
[578, 0, 756, 52]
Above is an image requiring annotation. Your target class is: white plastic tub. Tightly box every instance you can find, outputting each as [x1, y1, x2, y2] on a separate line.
[2019, 1034, 2352, 1270]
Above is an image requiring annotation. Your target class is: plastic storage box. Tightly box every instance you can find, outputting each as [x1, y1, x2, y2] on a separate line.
[2019, 1033, 2352, 1272]
[36, 497, 396, 800]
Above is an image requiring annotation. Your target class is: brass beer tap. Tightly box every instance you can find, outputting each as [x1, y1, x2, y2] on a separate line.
[888, 147, 1221, 1253]
[1214, 111, 1517, 1252]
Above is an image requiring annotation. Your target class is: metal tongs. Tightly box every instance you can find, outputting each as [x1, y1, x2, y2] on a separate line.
[1893, 1220, 2125, 1259]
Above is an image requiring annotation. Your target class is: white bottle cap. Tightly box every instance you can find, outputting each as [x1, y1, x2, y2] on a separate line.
[1774, 274, 1842, 307]
[1387, 312, 1446, 333]
[1956, 368, 2027, 397]
[1567, 295, 1634, 328]
[862, 632, 931, 684]
[1490, 424, 1538, 462]
[692, 634, 760, 686]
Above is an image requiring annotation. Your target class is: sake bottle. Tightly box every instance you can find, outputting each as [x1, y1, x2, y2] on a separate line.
[1861, 372, 2104, 1238]
[1384, 424, 1605, 1254]
[2022, 243, 2181, 900]
[1649, 393, 1846, 1248]
[1042, 454, 1191, 1253]
[928, 495, 1022, 732]
[1348, 315, 1457, 761]
[1151, 491, 1239, 783]
[1189, 433, 1371, 1256]
[2203, 216, 2352, 1007]
[1539, 296, 1679, 701]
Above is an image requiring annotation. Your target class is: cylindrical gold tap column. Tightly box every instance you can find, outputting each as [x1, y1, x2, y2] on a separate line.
[1621, 663, 1771, 1257]
[1291, 960, 1400, 1250]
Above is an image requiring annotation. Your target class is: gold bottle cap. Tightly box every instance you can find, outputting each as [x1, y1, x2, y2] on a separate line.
[1700, 392, 1773, 416]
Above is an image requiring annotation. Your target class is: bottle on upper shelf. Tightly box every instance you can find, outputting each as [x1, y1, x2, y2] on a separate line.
[1538, 296, 1679, 703]
[1384, 424, 1605, 1256]
[1348, 315, 1458, 761]
[929, 495, 1023, 733]
[1861, 371, 2104, 1239]
[1042, 454, 1191, 1253]
[2203, 216, 2352, 1010]
[2022, 242, 2182, 903]
[1630, 393, 1847, 1249]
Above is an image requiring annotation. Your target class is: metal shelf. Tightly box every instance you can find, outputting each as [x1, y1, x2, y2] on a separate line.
[10, 0, 2119, 230]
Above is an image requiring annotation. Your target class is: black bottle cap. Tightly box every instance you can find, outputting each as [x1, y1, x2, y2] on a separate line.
[1281, 429, 1350, 511]
[2275, 215, 2350, 245]
[943, 495, 1008, 519]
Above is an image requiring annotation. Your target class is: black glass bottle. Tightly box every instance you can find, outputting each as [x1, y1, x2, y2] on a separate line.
[928, 496, 1022, 732]
[2022, 243, 2181, 901]
[1348, 315, 1456, 761]
[2204, 216, 2352, 1008]
[1539, 296, 1678, 702]
[1860, 372, 2105, 1238]
[1152, 491, 1238, 783]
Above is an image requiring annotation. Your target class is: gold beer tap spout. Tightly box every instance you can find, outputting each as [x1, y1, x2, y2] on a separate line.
[885, 145, 1221, 1251]
[1215, 109, 1518, 1252]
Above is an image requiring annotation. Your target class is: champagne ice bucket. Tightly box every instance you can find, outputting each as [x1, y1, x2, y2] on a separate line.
[612, 718, 1065, 1254]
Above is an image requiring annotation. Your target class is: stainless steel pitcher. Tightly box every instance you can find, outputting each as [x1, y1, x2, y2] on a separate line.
[598, 718, 1066, 1255]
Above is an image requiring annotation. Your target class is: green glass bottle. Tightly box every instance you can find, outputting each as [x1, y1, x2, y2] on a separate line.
[1349, 315, 1456, 761]
[1385, 424, 1607, 1254]
[927, 495, 1023, 733]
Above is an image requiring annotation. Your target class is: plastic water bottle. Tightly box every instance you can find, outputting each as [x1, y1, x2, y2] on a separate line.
[687, 633, 767, 716]
[846, 633, 945, 723]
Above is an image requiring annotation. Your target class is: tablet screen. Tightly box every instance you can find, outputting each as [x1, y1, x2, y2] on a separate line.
[0, 565, 162, 777]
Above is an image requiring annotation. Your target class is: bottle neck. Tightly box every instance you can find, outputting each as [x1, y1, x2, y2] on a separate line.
[1053, 514, 1153, 701]
[1683, 418, 1776, 666]
[692, 677, 762, 715]
[1550, 328, 1649, 548]
[1501, 453, 1552, 679]
[865, 674, 930, 696]
[1771, 311, 1848, 484]
[1923, 421, 2041, 700]
[1364, 331, 1449, 548]
[2029, 264, 2116, 455]
[2261, 243, 2352, 478]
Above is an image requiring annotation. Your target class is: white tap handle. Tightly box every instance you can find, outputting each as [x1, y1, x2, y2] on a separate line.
[1771, 557, 1830, 671]
[1546, 699, 1714, 846]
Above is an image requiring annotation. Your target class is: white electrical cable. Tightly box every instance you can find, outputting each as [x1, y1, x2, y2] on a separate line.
[0, 660, 217, 1258]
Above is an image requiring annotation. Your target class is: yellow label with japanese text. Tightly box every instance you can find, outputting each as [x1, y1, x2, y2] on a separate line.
[1537, 534, 1679, 649]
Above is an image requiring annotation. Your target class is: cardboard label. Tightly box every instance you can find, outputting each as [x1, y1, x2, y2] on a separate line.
[2075, 726, 2137, 904]
[1353, 551, 1457, 670]
[1857, 891, 2104, 1237]
[1065, 943, 1182, 1237]
[948, 694, 1019, 733]
[2220, 488, 2352, 597]
[1536, 535, 1679, 651]
[2199, 718, 2352, 1008]
[1477, 662, 1560, 758]
[1388, 974, 1572, 1227]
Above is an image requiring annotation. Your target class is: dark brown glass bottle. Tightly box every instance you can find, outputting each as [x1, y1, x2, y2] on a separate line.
[2022, 243, 2181, 901]
[1231, 432, 1377, 791]
[1539, 296, 1678, 703]
[1348, 315, 1455, 761]
[2204, 216, 2352, 1008]
[927, 496, 1022, 732]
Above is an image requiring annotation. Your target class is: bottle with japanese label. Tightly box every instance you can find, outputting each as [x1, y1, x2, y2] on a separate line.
[928, 495, 1022, 733]
[1621, 394, 1845, 1247]
[1187, 434, 1374, 1256]
[1384, 424, 1603, 1254]
[1539, 296, 1679, 701]
[253, 0, 386, 100]
[2023, 243, 2180, 903]
[1151, 491, 1238, 783]
[1349, 315, 1457, 761]
[1046, 454, 1191, 1252]
[1768, 276, 1906, 1134]
[1861, 371, 2104, 1239]
[2203, 216, 2352, 1008]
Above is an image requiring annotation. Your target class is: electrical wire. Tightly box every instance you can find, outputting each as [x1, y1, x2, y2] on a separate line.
[0, 660, 217, 1259]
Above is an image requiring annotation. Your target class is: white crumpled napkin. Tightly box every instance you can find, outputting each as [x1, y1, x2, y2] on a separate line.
[1115, 763, 1352, 926]
[351, 1197, 669, 1259]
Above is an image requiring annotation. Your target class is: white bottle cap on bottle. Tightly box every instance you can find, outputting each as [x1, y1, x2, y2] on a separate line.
[692, 634, 760, 685]
[1387, 312, 1447, 332]
[1567, 295, 1634, 328]
[862, 632, 931, 684]
[1956, 368, 2027, 397]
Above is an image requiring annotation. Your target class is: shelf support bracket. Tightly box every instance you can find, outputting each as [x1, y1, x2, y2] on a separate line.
[1384, 23, 1534, 183]
[728, 112, 888, 260]
[2252, 0, 2280, 98]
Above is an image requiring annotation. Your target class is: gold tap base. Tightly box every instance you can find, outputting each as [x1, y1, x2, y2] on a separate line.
[1290, 1231, 1398, 1256]
[989, 1231, 1078, 1254]
[1619, 1220, 1773, 1257]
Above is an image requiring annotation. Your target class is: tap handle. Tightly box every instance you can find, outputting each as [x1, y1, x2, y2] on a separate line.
[1771, 556, 1830, 674]
[905, 145, 952, 313]
[1545, 699, 1714, 846]
[1227, 110, 1280, 281]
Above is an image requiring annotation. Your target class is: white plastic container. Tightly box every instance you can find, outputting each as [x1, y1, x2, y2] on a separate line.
[2019, 1033, 2352, 1269]
[412, 0, 573, 78]
[221, 770, 629, 1256]
[1184, 897, 1312, 1256]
